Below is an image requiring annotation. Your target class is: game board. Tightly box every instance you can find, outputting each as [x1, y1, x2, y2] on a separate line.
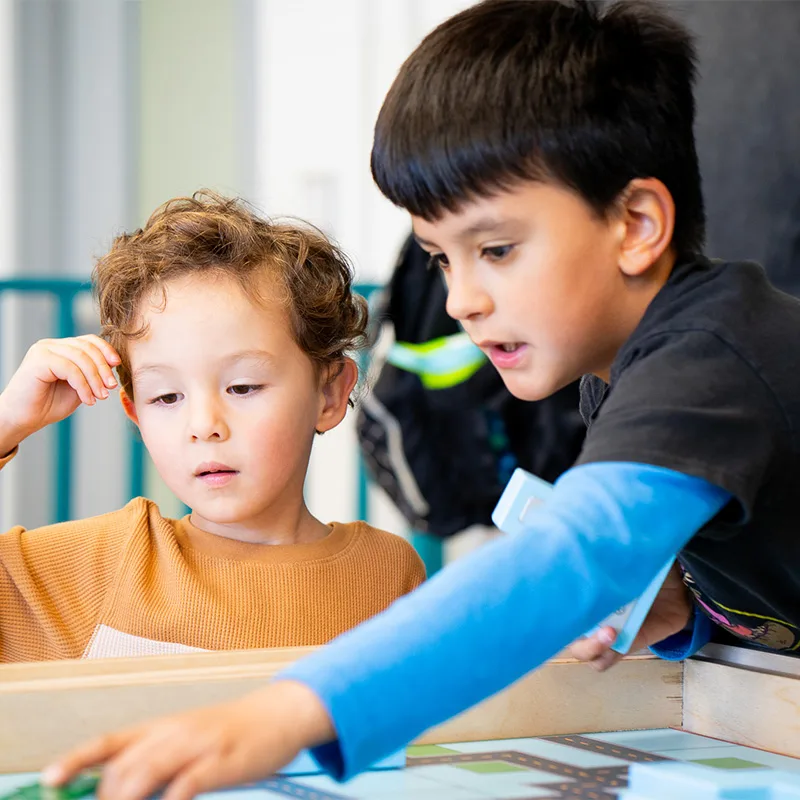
[2, 728, 798, 800]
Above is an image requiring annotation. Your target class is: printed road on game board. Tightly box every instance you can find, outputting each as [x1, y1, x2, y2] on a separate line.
[2, 729, 798, 800]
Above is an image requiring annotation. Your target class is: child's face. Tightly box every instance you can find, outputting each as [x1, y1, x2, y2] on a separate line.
[124, 273, 331, 535]
[412, 180, 637, 401]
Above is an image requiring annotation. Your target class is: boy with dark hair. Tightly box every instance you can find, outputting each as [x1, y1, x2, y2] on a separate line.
[49, 2, 800, 797]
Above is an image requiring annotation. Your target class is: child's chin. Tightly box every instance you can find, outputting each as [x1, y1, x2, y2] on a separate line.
[196, 507, 246, 525]
[188, 499, 248, 526]
[501, 374, 554, 402]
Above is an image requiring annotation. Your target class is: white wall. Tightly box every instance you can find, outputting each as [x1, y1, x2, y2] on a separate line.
[255, 0, 472, 282]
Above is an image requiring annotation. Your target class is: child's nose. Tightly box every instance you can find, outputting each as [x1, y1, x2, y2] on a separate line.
[188, 398, 230, 442]
[445, 271, 492, 322]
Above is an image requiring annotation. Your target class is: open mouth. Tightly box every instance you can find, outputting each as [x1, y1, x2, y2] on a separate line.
[485, 342, 528, 368]
[488, 342, 526, 356]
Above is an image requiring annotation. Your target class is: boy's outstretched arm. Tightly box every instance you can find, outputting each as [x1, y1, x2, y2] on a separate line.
[46, 462, 729, 800]
[45, 681, 333, 800]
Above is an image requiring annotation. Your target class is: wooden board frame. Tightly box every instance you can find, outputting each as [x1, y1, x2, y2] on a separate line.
[683, 644, 800, 758]
[0, 648, 680, 773]
[0, 643, 796, 773]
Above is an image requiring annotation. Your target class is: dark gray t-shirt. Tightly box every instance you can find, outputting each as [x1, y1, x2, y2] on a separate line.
[579, 256, 800, 651]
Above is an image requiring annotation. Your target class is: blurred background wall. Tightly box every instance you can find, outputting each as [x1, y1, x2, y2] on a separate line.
[0, 0, 475, 533]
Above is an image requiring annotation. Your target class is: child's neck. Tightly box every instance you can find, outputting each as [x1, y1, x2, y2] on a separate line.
[188, 506, 331, 546]
[593, 248, 677, 383]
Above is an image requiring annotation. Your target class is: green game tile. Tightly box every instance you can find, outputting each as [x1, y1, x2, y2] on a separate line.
[406, 745, 461, 757]
[691, 757, 768, 770]
[0, 771, 100, 800]
[456, 761, 529, 774]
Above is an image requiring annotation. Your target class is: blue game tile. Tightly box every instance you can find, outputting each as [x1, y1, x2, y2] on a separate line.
[294, 769, 446, 799]
[584, 729, 723, 753]
[277, 747, 404, 776]
[378, 790, 489, 800]
[627, 762, 778, 798]
[771, 770, 800, 799]
[413, 762, 566, 799]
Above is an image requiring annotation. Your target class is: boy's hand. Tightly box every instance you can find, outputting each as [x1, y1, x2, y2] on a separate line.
[0, 335, 120, 453]
[43, 680, 335, 800]
[569, 562, 692, 671]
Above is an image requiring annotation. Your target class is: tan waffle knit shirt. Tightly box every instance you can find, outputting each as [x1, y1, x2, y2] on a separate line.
[0, 449, 425, 663]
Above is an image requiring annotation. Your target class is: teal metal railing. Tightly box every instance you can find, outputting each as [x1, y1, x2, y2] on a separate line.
[0, 277, 98, 523]
[0, 277, 443, 574]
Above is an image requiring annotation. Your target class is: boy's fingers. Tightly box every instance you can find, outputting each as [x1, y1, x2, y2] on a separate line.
[42, 731, 133, 786]
[95, 718, 219, 800]
[160, 735, 293, 800]
[569, 627, 616, 663]
[569, 636, 602, 661]
[98, 751, 172, 800]
[48, 356, 97, 406]
[48, 345, 109, 401]
[161, 759, 232, 800]
[77, 334, 121, 366]
[588, 649, 623, 672]
[70, 337, 119, 390]
[160, 769, 204, 800]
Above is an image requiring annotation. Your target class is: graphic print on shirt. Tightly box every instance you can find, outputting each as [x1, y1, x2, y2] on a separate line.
[682, 569, 799, 651]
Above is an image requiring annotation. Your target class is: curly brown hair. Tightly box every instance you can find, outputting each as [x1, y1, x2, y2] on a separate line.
[94, 190, 368, 401]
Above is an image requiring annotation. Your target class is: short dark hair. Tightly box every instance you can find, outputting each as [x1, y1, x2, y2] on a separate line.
[371, 0, 705, 255]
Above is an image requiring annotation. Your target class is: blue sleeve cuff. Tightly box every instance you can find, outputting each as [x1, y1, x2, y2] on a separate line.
[306, 740, 346, 781]
[648, 604, 713, 661]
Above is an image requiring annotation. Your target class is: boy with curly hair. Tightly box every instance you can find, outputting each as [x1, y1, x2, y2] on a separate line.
[0, 191, 424, 662]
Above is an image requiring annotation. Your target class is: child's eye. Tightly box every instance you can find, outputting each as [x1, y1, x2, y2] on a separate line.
[427, 253, 450, 271]
[228, 384, 262, 396]
[150, 393, 181, 406]
[481, 244, 514, 261]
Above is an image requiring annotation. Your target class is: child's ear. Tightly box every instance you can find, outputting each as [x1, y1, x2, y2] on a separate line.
[119, 387, 140, 427]
[617, 177, 675, 278]
[315, 358, 358, 434]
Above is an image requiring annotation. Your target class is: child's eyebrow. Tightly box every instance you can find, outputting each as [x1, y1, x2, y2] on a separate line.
[131, 363, 172, 382]
[456, 217, 514, 240]
[132, 351, 277, 381]
[414, 218, 517, 251]
[224, 350, 279, 368]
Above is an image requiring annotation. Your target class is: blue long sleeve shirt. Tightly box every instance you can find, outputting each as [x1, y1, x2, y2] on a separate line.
[280, 461, 730, 780]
